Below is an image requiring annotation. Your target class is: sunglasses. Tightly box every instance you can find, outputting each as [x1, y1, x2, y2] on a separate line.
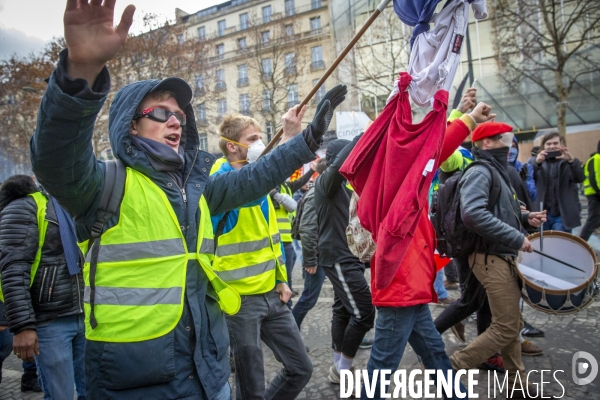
[133, 107, 186, 126]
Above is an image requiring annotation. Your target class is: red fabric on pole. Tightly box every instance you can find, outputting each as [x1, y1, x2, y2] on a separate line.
[434, 254, 452, 271]
[340, 72, 448, 290]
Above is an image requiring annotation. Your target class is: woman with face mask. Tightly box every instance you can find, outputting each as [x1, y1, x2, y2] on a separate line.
[508, 136, 537, 202]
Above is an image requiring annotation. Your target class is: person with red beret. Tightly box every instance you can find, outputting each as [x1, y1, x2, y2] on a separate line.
[449, 122, 548, 399]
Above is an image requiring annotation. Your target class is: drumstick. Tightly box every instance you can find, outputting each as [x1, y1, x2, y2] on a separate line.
[532, 249, 585, 273]
[539, 202, 544, 252]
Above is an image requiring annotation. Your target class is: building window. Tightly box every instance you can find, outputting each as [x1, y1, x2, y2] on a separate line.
[198, 133, 208, 151]
[311, 46, 324, 70]
[218, 20, 226, 36]
[266, 121, 274, 142]
[198, 26, 206, 39]
[240, 94, 251, 114]
[287, 84, 298, 108]
[313, 79, 325, 103]
[310, 16, 321, 31]
[262, 5, 272, 23]
[238, 37, 247, 49]
[262, 31, 271, 44]
[195, 75, 205, 91]
[238, 64, 249, 87]
[285, 24, 294, 36]
[216, 69, 226, 91]
[176, 34, 184, 44]
[240, 13, 249, 30]
[263, 90, 271, 111]
[311, 0, 322, 9]
[262, 58, 272, 77]
[285, 52, 296, 75]
[197, 104, 207, 123]
[285, 0, 295, 16]
[216, 44, 225, 59]
[218, 99, 227, 116]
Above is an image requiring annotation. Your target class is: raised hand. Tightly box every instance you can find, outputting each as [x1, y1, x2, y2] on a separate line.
[469, 102, 496, 124]
[64, 0, 135, 84]
[457, 87, 477, 113]
[309, 85, 347, 141]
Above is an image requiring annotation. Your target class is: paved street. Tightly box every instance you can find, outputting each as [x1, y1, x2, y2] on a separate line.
[1, 204, 599, 399]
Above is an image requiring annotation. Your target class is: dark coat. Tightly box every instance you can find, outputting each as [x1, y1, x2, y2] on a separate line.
[530, 158, 584, 230]
[0, 186, 83, 334]
[30, 52, 316, 399]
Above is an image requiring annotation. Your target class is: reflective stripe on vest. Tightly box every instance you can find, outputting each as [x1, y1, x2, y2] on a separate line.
[583, 154, 600, 196]
[275, 184, 294, 242]
[0, 192, 48, 302]
[77, 168, 240, 342]
[212, 197, 286, 295]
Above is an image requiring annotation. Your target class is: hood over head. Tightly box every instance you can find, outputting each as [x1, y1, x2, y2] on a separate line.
[326, 139, 350, 166]
[108, 78, 202, 172]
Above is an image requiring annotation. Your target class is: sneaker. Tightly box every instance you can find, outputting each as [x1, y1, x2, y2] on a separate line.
[521, 321, 545, 338]
[359, 338, 374, 349]
[521, 340, 543, 356]
[479, 354, 505, 373]
[21, 371, 42, 393]
[450, 322, 466, 342]
[438, 297, 455, 306]
[329, 364, 358, 396]
[444, 281, 459, 290]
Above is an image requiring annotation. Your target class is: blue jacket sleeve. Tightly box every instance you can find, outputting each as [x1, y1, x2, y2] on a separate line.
[30, 69, 106, 237]
[204, 134, 316, 215]
[525, 163, 537, 202]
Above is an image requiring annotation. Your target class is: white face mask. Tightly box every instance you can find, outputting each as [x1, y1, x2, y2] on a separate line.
[246, 140, 266, 164]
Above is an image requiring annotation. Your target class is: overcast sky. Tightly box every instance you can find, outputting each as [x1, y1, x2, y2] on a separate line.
[0, 0, 223, 59]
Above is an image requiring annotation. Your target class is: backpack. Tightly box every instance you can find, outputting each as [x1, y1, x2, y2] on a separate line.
[346, 192, 376, 263]
[430, 160, 501, 258]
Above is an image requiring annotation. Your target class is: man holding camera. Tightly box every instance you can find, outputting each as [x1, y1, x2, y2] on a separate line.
[530, 132, 584, 233]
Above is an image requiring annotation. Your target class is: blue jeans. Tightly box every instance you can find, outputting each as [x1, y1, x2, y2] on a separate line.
[35, 314, 86, 400]
[292, 265, 326, 328]
[0, 328, 12, 364]
[362, 305, 467, 400]
[283, 242, 297, 289]
[434, 269, 449, 300]
[543, 214, 572, 233]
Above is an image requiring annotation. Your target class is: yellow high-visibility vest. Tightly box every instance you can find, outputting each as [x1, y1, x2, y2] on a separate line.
[583, 154, 600, 196]
[77, 167, 240, 342]
[212, 197, 286, 296]
[0, 192, 48, 302]
[274, 184, 295, 242]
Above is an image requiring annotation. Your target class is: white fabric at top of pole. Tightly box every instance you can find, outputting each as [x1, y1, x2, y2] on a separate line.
[406, 0, 487, 108]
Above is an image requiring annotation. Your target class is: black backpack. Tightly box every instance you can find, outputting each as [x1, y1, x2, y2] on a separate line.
[430, 160, 501, 258]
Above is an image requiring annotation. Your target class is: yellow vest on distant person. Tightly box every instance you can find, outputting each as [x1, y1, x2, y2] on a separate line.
[274, 184, 295, 242]
[77, 168, 240, 342]
[583, 153, 600, 196]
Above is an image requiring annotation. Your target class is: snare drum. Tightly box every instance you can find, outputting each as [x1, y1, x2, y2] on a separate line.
[517, 231, 599, 315]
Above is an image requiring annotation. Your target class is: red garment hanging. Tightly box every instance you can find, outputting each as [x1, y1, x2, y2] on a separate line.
[340, 72, 448, 290]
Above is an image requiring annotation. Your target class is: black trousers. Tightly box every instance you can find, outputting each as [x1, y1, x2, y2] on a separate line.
[581, 194, 600, 241]
[434, 256, 492, 336]
[323, 261, 375, 358]
[444, 258, 459, 283]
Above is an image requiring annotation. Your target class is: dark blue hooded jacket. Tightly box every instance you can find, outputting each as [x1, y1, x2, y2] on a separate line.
[30, 51, 316, 399]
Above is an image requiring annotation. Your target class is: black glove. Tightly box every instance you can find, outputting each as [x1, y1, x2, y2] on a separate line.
[519, 166, 528, 182]
[309, 85, 347, 141]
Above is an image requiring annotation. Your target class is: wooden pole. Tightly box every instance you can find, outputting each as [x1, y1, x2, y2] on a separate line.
[260, 0, 393, 157]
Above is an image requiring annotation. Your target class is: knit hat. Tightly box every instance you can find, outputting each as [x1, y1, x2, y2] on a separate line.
[472, 122, 513, 142]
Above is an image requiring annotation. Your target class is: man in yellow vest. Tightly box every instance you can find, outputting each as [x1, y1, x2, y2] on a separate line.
[580, 140, 600, 241]
[29, 2, 338, 398]
[213, 89, 345, 399]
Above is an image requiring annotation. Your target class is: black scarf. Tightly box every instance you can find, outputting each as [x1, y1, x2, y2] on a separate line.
[130, 136, 185, 186]
[473, 146, 511, 186]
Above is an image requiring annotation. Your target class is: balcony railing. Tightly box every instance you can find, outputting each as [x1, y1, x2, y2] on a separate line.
[215, 82, 227, 91]
[237, 78, 249, 87]
[286, 100, 298, 109]
[197, 117, 209, 126]
[240, 109, 252, 116]
[311, 60, 325, 71]
[285, 66, 297, 76]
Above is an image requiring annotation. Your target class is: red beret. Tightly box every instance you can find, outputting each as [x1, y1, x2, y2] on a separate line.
[472, 122, 513, 142]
